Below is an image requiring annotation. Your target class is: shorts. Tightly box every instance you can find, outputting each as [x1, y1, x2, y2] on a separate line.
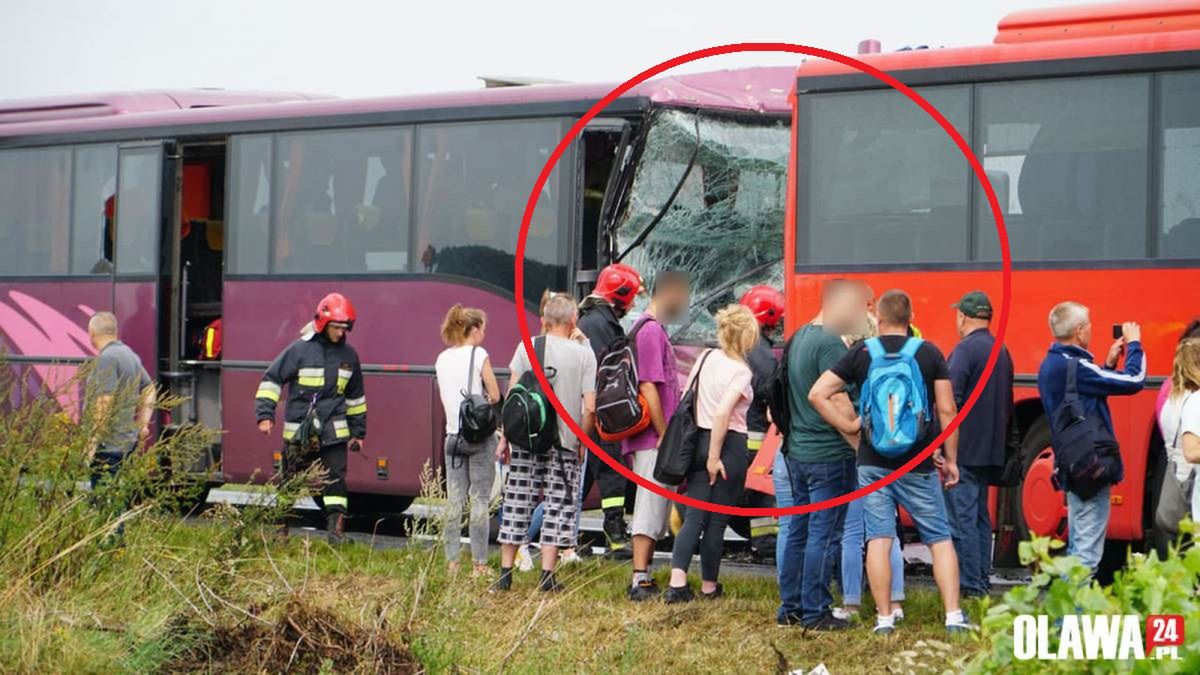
[629, 449, 671, 540]
[858, 465, 950, 546]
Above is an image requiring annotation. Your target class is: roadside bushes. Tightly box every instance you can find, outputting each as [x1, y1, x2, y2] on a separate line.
[972, 526, 1200, 673]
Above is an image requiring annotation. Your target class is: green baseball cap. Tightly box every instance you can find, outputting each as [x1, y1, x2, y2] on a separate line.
[952, 290, 993, 319]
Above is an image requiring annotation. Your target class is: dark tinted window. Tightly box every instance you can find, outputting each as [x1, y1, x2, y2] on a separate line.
[227, 135, 272, 274]
[973, 75, 1149, 261]
[270, 127, 412, 275]
[801, 85, 970, 264]
[414, 119, 569, 300]
[1158, 71, 1200, 259]
[0, 147, 72, 275]
[71, 145, 118, 274]
[115, 147, 161, 275]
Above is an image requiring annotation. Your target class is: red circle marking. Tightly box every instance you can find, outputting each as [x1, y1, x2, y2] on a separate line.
[513, 42, 1012, 517]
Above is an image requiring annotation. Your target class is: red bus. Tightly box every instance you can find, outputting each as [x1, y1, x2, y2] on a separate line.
[784, 1, 1200, 564]
[0, 73, 792, 512]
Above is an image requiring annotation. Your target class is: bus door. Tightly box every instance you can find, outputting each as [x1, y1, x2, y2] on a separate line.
[574, 119, 630, 296]
[157, 140, 228, 473]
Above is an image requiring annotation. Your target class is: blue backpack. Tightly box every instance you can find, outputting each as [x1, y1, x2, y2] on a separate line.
[860, 337, 930, 458]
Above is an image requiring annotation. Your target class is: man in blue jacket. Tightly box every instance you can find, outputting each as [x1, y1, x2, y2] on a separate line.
[1036, 301, 1144, 573]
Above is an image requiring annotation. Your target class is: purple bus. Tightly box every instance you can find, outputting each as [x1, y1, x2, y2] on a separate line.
[0, 72, 792, 512]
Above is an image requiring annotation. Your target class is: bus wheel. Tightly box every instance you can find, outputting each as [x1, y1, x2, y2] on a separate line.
[1012, 418, 1067, 545]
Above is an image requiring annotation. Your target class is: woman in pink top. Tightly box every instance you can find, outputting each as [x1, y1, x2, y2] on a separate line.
[665, 304, 757, 603]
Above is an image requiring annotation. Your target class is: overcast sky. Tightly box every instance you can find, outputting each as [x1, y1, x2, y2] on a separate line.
[4, 0, 1098, 100]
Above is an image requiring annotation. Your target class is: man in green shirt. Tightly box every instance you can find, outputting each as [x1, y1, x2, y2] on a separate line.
[776, 280, 863, 630]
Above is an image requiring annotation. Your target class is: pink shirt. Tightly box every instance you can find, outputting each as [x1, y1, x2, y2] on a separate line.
[687, 349, 753, 434]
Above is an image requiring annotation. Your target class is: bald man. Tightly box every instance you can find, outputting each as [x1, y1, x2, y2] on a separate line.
[86, 312, 156, 471]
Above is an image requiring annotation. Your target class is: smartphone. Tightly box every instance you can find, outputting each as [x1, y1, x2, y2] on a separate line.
[1112, 324, 1123, 340]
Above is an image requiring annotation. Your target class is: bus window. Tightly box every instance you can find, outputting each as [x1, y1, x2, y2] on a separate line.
[414, 119, 569, 301]
[973, 75, 1149, 262]
[70, 145, 117, 274]
[615, 110, 789, 343]
[0, 147, 71, 276]
[1158, 71, 1200, 259]
[115, 147, 162, 275]
[227, 135, 272, 275]
[271, 127, 412, 275]
[800, 86, 970, 266]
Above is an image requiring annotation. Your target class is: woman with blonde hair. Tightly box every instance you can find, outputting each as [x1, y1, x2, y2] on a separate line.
[665, 304, 758, 603]
[434, 304, 501, 574]
[1157, 337, 1200, 525]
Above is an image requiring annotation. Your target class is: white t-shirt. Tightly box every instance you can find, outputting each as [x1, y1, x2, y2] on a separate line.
[435, 345, 489, 435]
[1158, 390, 1200, 521]
[508, 335, 597, 451]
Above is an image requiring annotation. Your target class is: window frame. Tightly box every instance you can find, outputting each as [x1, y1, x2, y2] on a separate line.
[225, 116, 576, 289]
[793, 66, 1200, 272]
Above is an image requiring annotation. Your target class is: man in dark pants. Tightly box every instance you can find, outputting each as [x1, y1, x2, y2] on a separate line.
[256, 292, 367, 545]
[946, 291, 1014, 598]
[577, 263, 645, 554]
[85, 312, 157, 533]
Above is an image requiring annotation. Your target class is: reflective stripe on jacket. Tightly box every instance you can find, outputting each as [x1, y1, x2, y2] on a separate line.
[255, 333, 367, 445]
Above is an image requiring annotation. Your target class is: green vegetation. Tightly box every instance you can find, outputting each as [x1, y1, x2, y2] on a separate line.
[972, 529, 1200, 673]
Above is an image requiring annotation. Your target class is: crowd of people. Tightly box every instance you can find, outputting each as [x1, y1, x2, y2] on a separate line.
[82, 263, 1200, 637]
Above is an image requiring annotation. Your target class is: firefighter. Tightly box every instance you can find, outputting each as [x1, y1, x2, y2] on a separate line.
[198, 318, 222, 360]
[577, 262, 645, 554]
[255, 292, 367, 545]
[738, 285, 786, 560]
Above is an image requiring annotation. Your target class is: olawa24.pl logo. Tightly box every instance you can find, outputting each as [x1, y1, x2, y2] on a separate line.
[1014, 614, 1185, 661]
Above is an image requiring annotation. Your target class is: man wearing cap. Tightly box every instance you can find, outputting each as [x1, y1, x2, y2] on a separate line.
[946, 291, 1013, 597]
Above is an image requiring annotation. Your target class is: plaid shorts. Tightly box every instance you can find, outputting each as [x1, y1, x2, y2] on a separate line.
[498, 446, 581, 548]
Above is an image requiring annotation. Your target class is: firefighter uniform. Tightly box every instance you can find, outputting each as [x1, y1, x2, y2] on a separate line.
[255, 328, 366, 517]
[739, 286, 787, 559]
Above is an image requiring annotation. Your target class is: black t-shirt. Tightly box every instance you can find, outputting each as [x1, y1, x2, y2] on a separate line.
[830, 335, 950, 472]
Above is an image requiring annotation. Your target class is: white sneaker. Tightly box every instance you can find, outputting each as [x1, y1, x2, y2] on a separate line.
[832, 607, 855, 621]
[515, 545, 534, 572]
[892, 607, 905, 623]
[559, 549, 582, 565]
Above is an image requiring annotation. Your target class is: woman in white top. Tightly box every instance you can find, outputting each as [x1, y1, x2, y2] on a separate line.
[665, 304, 757, 603]
[434, 304, 501, 574]
[1158, 337, 1200, 525]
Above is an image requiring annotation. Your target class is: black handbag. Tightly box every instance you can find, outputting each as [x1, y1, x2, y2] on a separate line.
[455, 346, 497, 450]
[1049, 358, 1119, 499]
[653, 350, 714, 486]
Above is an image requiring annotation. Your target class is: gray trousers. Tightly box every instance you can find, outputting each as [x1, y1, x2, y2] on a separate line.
[444, 434, 497, 563]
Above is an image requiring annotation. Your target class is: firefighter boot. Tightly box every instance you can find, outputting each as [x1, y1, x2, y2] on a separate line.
[326, 511, 346, 546]
[603, 510, 630, 557]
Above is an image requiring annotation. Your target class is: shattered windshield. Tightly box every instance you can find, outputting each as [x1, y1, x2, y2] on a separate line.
[613, 109, 789, 343]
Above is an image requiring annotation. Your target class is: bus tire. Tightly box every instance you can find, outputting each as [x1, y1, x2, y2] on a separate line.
[1010, 417, 1063, 547]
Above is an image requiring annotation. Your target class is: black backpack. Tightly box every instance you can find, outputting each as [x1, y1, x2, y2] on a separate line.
[654, 350, 713, 486]
[501, 337, 559, 456]
[761, 331, 798, 445]
[594, 317, 653, 442]
[456, 346, 498, 445]
[1049, 358, 1120, 499]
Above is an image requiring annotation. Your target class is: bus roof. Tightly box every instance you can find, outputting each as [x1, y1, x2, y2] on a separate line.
[0, 90, 329, 125]
[795, 1, 1200, 86]
[0, 67, 793, 144]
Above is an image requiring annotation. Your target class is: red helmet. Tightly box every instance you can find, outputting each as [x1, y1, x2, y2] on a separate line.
[314, 292, 357, 333]
[740, 285, 785, 328]
[593, 263, 644, 310]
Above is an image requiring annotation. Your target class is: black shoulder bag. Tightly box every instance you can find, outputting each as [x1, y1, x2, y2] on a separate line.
[653, 349, 714, 486]
[1049, 358, 1119, 499]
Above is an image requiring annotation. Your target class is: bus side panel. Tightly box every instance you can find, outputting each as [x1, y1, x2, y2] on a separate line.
[220, 278, 538, 497]
[113, 281, 158, 377]
[0, 280, 111, 414]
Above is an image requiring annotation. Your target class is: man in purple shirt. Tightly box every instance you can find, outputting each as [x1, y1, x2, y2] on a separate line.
[625, 270, 689, 601]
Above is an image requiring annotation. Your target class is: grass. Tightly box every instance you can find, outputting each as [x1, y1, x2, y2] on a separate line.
[0, 364, 987, 673]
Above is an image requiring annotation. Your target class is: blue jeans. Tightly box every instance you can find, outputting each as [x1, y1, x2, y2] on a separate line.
[526, 452, 587, 543]
[945, 465, 992, 593]
[1067, 484, 1110, 573]
[779, 455, 855, 624]
[841, 496, 905, 606]
[859, 466, 951, 545]
[772, 451, 793, 583]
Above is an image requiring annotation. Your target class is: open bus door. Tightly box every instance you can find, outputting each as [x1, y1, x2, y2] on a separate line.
[156, 140, 228, 475]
